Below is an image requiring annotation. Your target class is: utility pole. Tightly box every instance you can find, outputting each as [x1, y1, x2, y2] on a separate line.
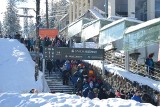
[35, 0, 40, 81]
[46, 0, 49, 28]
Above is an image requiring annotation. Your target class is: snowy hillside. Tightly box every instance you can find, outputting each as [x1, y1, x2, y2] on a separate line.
[0, 39, 43, 93]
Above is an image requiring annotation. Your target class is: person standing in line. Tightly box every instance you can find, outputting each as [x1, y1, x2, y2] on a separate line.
[14, 32, 21, 41]
[145, 53, 155, 76]
[131, 90, 142, 103]
[46, 60, 53, 76]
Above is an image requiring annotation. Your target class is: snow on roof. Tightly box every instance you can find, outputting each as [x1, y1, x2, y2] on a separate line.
[59, 13, 68, 21]
[82, 18, 113, 29]
[89, 9, 104, 19]
[107, 15, 123, 20]
[68, 17, 91, 27]
[125, 18, 160, 34]
[74, 42, 98, 48]
[69, 8, 104, 27]
[100, 18, 143, 31]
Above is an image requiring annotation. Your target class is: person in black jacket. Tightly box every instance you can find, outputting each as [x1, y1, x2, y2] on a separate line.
[108, 89, 116, 98]
[141, 91, 152, 103]
[98, 87, 108, 99]
[14, 32, 21, 41]
[46, 60, 53, 76]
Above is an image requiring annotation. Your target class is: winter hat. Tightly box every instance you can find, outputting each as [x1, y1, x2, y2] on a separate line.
[149, 53, 154, 58]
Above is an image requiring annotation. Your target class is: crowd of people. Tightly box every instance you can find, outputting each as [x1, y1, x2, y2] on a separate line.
[38, 35, 160, 106]
[59, 60, 159, 105]
[18, 35, 158, 106]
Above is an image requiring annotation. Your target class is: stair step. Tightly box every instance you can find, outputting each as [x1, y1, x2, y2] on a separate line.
[45, 78, 62, 80]
[49, 86, 74, 88]
[50, 89, 74, 92]
[49, 88, 74, 91]
[48, 83, 73, 86]
[46, 79, 62, 81]
[45, 69, 74, 94]
[52, 91, 74, 93]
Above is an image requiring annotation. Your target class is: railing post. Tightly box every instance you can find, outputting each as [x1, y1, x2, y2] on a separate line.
[125, 51, 129, 71]
[42, 58, 45, 92]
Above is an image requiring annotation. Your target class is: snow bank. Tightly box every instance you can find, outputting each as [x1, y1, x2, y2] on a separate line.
[0, 39, 46, 93]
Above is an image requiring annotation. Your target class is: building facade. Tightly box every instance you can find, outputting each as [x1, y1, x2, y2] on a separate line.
[68, 0, 160, 23]
[69, 0, 106, 23]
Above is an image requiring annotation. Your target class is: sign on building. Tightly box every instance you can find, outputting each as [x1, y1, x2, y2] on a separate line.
[44, 47, 104, 60]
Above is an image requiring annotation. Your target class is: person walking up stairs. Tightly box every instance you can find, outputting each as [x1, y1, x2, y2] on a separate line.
[45, 65, 75, 94]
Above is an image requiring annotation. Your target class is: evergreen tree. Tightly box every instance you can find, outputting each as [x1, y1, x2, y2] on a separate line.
[48, 0, 69, 29]
[28, 19, 36, 39]
[39, 10, 47, 28]
[0, 21, 2, 33]
[0, 21, 2, 38]
[3, 0, 21, 36]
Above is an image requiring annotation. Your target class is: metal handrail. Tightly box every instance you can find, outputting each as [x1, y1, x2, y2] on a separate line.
[105, 53, 160, 80]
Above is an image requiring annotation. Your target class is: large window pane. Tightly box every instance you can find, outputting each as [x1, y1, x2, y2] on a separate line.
[123, 23, 160, 51]
[135, 0, 147, 21]
[155, 0, 160, 18]
[115, 0, 128, 17]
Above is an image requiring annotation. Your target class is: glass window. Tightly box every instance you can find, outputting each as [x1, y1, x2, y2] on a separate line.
[123, 23, 160, 51]
[115, 0, 128, 17]
[135, 0, 147, 21]
[155, 0, 160, 18]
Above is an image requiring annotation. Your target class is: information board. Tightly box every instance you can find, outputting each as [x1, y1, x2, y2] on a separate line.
[44, 47, 104, 60]
[44, 47, 54, 60]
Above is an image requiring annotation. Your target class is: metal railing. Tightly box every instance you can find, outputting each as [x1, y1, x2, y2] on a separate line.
[105, 50, 160, 81]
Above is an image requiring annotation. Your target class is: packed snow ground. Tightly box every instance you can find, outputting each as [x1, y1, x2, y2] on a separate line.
[0, 39, 157, 107]
[0, 93, 155, 107]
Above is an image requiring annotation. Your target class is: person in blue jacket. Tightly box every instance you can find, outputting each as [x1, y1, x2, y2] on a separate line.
[131, 90, 142, 103]
[145, 53, 154, 76]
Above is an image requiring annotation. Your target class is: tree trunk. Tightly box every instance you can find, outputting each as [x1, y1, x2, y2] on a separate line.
[46, 0, 49, 28]
[35, 0, 40, 81]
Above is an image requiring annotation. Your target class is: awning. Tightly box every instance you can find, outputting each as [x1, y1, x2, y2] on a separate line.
[39, 29, 58, 39]
[99, 18, 142, 46]
[123, 18, 160, 51]
[67, 18, 91, 40]
[81, 19, 112, 42]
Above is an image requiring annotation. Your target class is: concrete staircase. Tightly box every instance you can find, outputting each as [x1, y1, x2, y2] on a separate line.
[45, 69, 75, 94]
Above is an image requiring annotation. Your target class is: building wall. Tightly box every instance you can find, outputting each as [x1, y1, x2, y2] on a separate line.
[69, 0, 106, 23]
[69, 0, 91, 23]
[69, 0, 160, 24]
